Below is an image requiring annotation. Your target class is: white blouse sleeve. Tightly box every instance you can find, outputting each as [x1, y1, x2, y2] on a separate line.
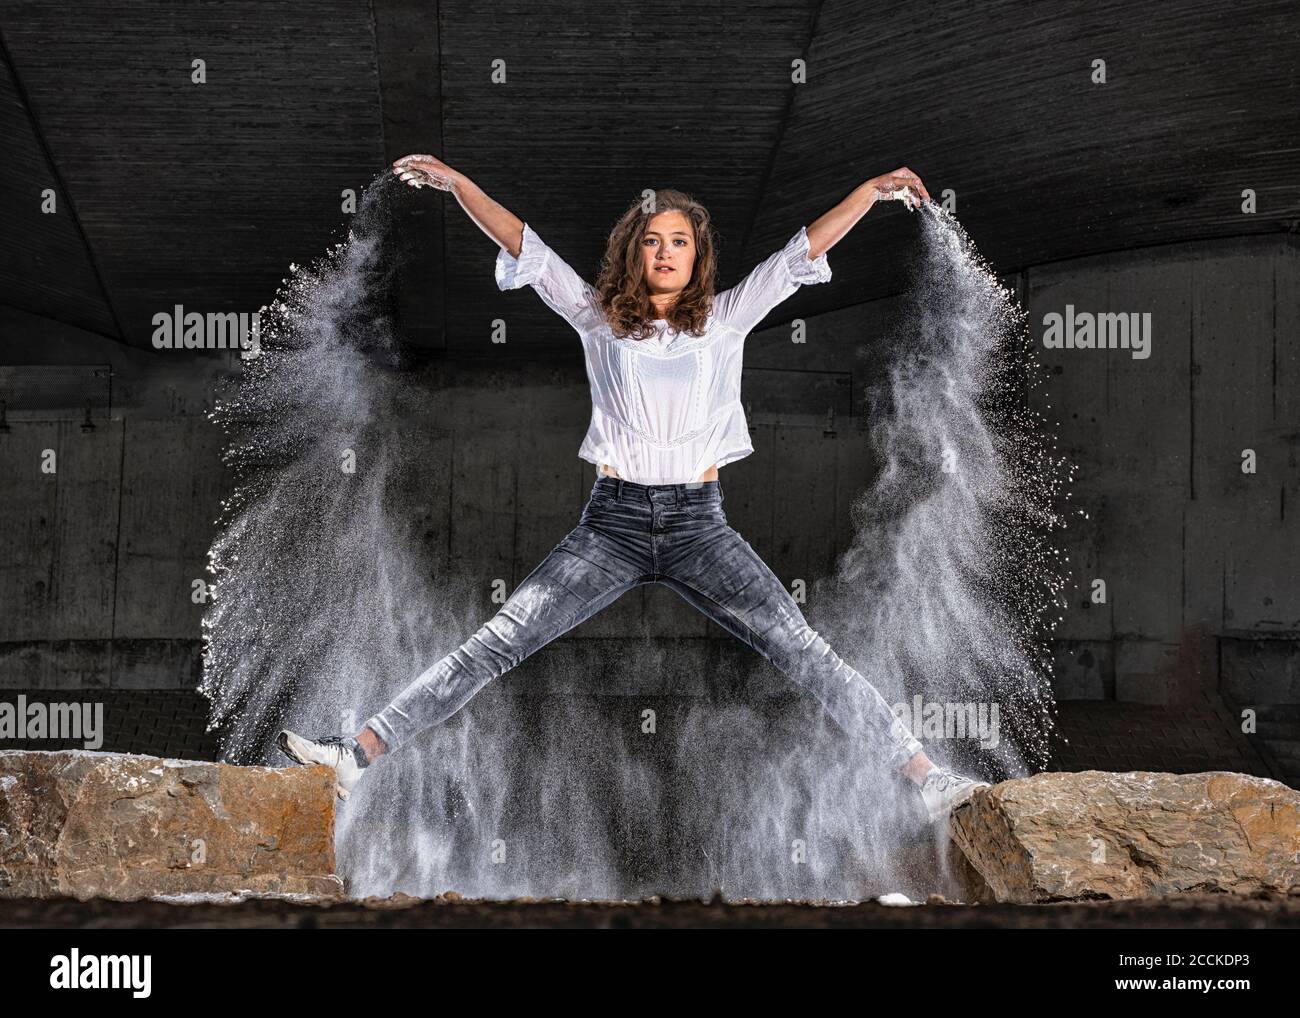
[711, 225, 832, 336]
[495, 222, 599, 333]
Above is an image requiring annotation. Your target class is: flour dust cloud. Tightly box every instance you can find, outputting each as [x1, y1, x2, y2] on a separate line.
[201, 180, 1075, 902]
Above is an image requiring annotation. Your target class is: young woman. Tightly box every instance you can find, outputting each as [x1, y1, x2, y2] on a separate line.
[278, 155, 990, 825]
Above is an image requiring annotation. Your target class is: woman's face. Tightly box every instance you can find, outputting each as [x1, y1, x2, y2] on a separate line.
[640, 209, 696, 310]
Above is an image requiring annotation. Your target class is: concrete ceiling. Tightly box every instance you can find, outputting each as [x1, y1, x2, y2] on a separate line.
[1, 0, 1296, 352]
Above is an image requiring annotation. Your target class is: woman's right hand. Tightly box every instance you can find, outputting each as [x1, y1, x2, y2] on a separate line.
[391, 154, 460, 191]
[866, 167, 929, 210]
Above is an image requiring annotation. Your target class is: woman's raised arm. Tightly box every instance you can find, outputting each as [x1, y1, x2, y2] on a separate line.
[710, 167, 934, 337]
[804, 166, 932, 260]
[393, 154, 599, 335]
[392, 154, 525, 257]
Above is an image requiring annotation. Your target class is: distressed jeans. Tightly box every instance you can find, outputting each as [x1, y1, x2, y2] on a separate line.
[364, 475, 924, 772]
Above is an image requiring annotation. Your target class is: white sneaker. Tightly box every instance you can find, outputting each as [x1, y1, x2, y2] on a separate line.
[277, 729, 367, 801]
[918, 766, 991, 825]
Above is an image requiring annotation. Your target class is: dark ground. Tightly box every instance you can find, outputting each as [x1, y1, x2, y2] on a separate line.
[2, 890, 1298, 929]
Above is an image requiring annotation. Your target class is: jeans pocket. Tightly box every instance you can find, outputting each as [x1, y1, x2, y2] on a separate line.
[682, 498, 724, 521]
[586, 491, 620, 513]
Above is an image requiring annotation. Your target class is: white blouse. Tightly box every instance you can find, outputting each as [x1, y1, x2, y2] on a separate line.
[495, 221, 832, 485]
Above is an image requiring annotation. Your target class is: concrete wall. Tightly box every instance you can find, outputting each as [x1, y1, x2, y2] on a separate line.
[0, 305, 233, 689]
[2, 234, 1297, 768]
[1028, 235, 1300, 778]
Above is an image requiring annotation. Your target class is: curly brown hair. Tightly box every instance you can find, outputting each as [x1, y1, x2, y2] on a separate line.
[594, 189, 718, 341]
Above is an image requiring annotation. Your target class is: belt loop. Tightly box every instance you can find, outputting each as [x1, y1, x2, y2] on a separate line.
[616, 478, 624, 500]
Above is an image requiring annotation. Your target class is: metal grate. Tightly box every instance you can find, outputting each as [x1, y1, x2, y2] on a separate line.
[0, 364, 112, 420]
[0, 690, 218, 760]
[1047, 693, 1278, 780]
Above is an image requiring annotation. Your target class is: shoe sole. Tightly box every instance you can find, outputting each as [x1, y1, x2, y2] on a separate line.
[276, 730, 350, 802]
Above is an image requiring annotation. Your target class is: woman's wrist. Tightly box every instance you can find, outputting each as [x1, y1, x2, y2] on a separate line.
[445, 168, 471, 195]
[856, 179, 880, 213]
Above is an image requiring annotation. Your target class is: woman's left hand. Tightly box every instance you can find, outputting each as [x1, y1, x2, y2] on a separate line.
[866, 167, 930, 210]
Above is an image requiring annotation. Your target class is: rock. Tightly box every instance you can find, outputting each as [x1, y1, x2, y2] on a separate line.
[0, 750, 344, 901]
[950, 770, 1300, 903]
[892, 829, 998, 904]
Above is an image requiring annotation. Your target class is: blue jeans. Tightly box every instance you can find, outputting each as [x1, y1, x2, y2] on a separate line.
[364, 475, 924, 771]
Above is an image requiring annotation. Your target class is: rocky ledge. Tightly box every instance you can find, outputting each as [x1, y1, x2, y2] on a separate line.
[2, 753, 1294, 905]
[949, 770, 1300, 903]
[0, 750, 344, 901]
